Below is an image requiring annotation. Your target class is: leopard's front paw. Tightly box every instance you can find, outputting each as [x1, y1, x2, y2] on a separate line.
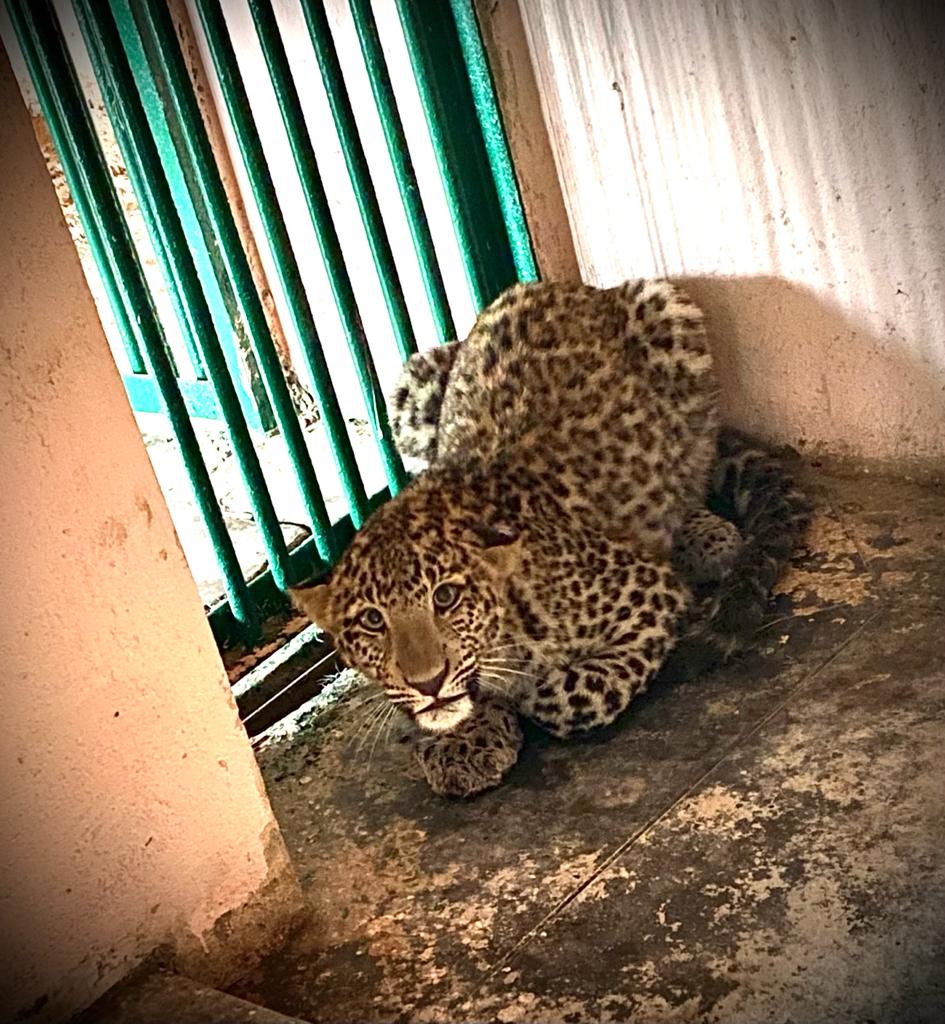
[414, 704, 522, 797]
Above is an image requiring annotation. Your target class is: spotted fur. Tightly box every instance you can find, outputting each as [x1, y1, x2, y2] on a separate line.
[389, 339, 460, 464]
[679, 429, 812, 665]
[292, 280, 807, 797]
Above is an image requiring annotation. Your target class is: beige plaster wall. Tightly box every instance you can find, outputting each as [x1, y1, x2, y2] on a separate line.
[0, 52, 298, 1024]
[519, 0, 945, 468]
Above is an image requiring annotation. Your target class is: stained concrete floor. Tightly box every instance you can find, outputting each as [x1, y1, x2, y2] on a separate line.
[232, 466, 945, 1024]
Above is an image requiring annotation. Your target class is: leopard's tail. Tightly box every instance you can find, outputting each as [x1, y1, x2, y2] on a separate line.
[686, 428, 812, 665]
[388, 341, 460, 463]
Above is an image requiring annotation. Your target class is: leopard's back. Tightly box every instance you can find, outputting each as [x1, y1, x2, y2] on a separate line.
[434, 280, 719, 554]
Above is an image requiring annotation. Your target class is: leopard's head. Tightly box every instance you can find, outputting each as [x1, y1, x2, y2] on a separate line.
[290, 490, 521, 733]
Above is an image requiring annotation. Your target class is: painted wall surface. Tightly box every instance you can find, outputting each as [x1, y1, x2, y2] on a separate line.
[519, 0, 945, 466]
[0, 53, 298, 1024]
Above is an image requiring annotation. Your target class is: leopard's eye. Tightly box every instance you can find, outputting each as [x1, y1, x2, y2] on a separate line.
[432, 582, 461, 611]
[358, 606, 386, 632]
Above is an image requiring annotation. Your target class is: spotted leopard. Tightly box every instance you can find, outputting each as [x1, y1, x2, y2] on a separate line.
[292, 280, 809, 797]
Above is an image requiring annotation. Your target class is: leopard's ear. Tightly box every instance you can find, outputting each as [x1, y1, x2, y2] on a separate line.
[471, 522, 522, 578]
[288, 581, 339, 635]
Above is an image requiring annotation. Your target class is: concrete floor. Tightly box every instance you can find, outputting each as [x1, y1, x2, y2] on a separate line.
[231, 465, 945, 1024]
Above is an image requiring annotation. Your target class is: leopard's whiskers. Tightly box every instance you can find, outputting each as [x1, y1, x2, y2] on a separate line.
[476, 676, 513, 700]
[478, 652, 533, 665]
[476, 666, 531, 700]
[479, 638, 543, 656]
[477, 655, 534, 672]
[479, 657, 534, 675]
[367, 704, 398, 769]
[344, 693, 392, 733]
[351, 699, 391, 756]
[362, 701, 396, 761]
[343, 690, 385, 715]
[479, 665, 533, 681]
[478, 632, 565, 659]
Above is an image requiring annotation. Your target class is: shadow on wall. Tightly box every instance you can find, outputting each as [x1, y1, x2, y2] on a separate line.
[678, 276, 945, 472]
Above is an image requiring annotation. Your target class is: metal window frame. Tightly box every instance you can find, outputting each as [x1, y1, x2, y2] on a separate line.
[4, 0, 535, 651]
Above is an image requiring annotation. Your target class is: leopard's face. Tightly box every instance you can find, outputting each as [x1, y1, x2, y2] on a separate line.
[290, 504, 521, 733]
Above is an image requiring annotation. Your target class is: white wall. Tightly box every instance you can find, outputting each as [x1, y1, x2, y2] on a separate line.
[0, 51, 298, 1024]
[519, 0, 945, 467]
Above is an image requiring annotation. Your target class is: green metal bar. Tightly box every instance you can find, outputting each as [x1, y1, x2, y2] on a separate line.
[117, 324, 148, 378]
[394, 0, 518, 310]
[109, 3, 267, 423]
[448, 0, 537, 282]
[5, 0, 254, 626]
[247, 0, 406, 493]
[347, 0, 455, 344]
[124, 0, 340, 563]
[71, 0, 296, 589]
[208, 486, 391, 649]
[104, 285, 147, 375]
[190, 0, 370, 530]
[299, 0, 417, 363]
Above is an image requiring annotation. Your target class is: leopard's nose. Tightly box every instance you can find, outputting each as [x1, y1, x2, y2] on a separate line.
[409, 663, 449, 697]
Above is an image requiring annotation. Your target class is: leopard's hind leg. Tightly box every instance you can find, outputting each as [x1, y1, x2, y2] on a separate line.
[664, 430, 812, 680]
[692, 429, 811, 655]
[673, 508, 743, 585]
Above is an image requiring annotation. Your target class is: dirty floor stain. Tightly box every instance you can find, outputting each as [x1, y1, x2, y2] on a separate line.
[231, 467, 945, 1023]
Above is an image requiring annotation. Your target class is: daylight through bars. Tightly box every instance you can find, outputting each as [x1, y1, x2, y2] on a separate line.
[4, 0, 534, 644]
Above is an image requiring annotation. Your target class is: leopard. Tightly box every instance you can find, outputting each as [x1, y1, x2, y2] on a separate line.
[291, 280, 810, 797]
